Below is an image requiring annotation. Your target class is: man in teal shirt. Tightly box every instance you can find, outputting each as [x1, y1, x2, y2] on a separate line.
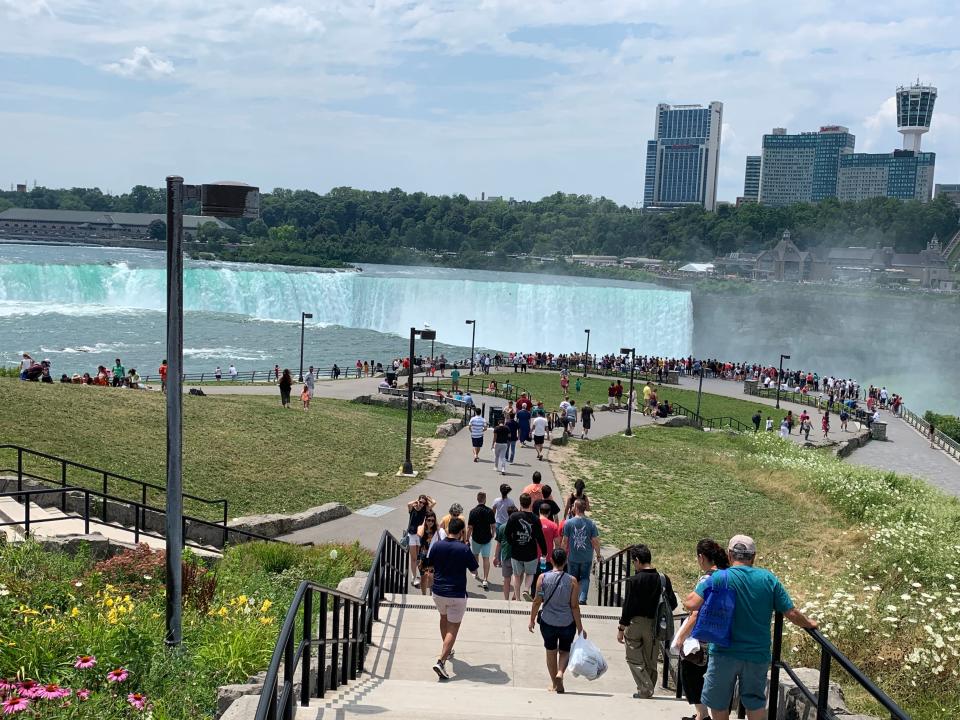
[685, 535, 816, 720]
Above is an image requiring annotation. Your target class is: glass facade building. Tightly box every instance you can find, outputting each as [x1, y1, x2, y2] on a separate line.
[743, 156, 761, 201]
[758, 126, 855, 207]
[837, 150, 936, 202]
[643, 102, 723, 211]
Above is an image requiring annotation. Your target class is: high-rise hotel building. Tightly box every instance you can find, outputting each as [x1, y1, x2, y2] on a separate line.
[758, 126, 855, 207]
[643, 101, 723, 211]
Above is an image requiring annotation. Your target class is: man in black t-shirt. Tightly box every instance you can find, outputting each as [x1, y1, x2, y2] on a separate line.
[466, 491, 497, 590]
[532, 484, 561, 522]
[504, 492, 548, 601]
[580, 400, 594, 439]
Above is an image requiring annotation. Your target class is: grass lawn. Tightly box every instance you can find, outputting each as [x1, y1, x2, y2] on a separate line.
[426, 371, 762, 426]
[0, 379, 448, 519]
[558, 427, 960, 719]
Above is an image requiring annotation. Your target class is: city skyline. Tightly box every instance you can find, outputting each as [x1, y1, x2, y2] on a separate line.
[1, 1, 958, 206]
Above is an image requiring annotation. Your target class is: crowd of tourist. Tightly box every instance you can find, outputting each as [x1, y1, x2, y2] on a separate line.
[15, 352, 153, 390]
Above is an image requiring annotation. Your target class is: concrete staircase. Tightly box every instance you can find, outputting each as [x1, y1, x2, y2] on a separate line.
[0, 495, 220, 557]
[224, 594, 684, 720]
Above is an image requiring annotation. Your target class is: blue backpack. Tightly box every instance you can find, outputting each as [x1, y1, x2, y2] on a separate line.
[691, 569, 736, 647]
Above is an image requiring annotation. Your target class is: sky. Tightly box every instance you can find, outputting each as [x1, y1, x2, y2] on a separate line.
[1, 0, 958, 206]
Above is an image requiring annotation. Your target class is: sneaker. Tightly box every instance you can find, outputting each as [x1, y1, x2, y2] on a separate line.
[412, 577, 420, 589]
[522, 590, 533, 602]
[433, 661, 450, 680]
[481, 579, 489, 590]
[473, 457, 478, 463]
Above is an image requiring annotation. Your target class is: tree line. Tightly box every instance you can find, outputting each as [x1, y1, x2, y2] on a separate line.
[2, 185, 957, 268]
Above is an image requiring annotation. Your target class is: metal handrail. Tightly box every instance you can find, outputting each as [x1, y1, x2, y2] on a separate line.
[901, 407, 960, 459]
[254, 530, 408, 720]
[0, 485, 274, 550]
[769, 612, 910, 720]
[0, 444, 227, 523]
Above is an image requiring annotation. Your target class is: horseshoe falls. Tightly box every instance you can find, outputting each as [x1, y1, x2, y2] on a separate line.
[0, 245, 693, 371]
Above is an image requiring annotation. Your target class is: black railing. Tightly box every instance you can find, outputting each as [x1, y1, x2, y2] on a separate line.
[254, 530, 408, 720]
[769, 612, 909, 720]
[0, 445, 227, 523]
[0, 486, 274, 550]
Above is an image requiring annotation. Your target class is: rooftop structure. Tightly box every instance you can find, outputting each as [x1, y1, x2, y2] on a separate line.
[897, 82, 937, 152]
[0, 207, 229, 243]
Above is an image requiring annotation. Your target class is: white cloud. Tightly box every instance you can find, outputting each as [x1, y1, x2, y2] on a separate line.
[0, 0, 54, 19]
[252, 5, 325, 35]
[102, 46, 175, 79]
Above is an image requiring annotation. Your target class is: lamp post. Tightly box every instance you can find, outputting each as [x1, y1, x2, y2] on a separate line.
[620, 346, 636, 436]
[583, 329, 591, 378]
[165, 178, 259, 648]
[403, 326, 436, 475]
[695, 359, 704, 420]
[298, 311, 313, 382]
[465, 319, 476, 376]
[775, 353, 791, 410]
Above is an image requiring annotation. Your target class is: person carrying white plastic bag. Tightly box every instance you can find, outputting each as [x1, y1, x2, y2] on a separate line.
[569, 632, 608, 680]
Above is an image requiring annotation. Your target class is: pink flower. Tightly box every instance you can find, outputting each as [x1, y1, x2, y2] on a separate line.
[14, 682, 39, 699]
[106, 668, 129, 684]
[74, 655, 97, 670]
[76, 689, 90, 702]
[0, 679, 13, 692]
[37, 684, 70, 700]
[1, 695, 29, 715]
[127, 692, 148, 711]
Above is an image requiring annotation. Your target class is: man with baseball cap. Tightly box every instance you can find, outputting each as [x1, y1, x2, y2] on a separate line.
[684, 535, 816, 720]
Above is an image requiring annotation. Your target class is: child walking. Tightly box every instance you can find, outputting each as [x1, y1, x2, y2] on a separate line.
[301, 384, 311, 411]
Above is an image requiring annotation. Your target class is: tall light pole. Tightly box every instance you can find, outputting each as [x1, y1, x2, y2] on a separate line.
[620, 346, 636, 436]
[695, 360, 704, 420]
[583, 329, 591, 378]
[403, 326, 436, 475]
[298, 311, 313, 382]
[775, 353, 791, 410]
[165, 178, 259, 648]
[465, 319, 476, 376]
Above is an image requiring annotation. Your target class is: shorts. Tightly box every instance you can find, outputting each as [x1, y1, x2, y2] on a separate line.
[407, 532, 420, 547]
[701, 654, 768, 712]
[510, 558, 538, 575]
[539, 621, 577, 652]
[500, 559, 513, 578]
[471, 436, 484, 448]
[470, 539, 493, 558]
[533, 435, 545, 445]
[433, 595, 468, 623]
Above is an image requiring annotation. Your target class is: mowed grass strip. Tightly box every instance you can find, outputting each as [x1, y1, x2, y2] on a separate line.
[0, 380, 447, 518]
[428, 371, 761, 426]
[560, 427, 858, 589]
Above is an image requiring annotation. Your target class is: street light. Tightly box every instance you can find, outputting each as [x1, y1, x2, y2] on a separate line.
[775, 353, 791, 410]
[298, 311, 313, 382]
[403, 326, 437, 475]
[695, 359, 704, 420]
[425, 322, 435, 361]
[620, 346, 636, 436]
[465, 319, 476, 376]
[583, 329, 591, 378]
[165, 177, 259, 648]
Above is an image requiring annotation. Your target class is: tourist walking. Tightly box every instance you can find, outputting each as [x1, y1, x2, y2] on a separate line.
[822, 410, 830, 438]
[671, 539, 730, 720]
[406, 494, 437, 587]
[416, 510, 439, 595]
[494, 507, 517, 600]
[493, 416, 510, 475]
[505, 411, 520, 463]
[532, 412, 548, 461]
[523, 471, 544, 504]
[684, 535, 816, 720]
[428, 518, 479, 679]
[504, 493, 548, 602]
[533, 485, 561, 522]
[112, 358, 125, 388]
[839, 407, 849, 432]
[751, 410, 761, 433]
[467, 492, 496, 590]
[278, 369, 293, 408]
[492, 483, 517, 524]
[561, 499, 601, 603]
[158, 359, 168, 394]
[517, 404, 532, 447]
[563, 479, 590, 519]
[228, 364, 238, 381]
[617, 544, 677, 699]
[566, 400, 577, 436]
[528, 548, 585, 694]
[580, 400, 594, 439]
[439, 503, 465, 538]
[304, 366, 315, 398]
[300, 384, 311, 410]
[215, 366, 222, 381]
[469, 407, 487, 463]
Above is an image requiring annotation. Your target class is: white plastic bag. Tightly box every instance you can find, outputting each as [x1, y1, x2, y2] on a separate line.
[568, 633, 608, 680]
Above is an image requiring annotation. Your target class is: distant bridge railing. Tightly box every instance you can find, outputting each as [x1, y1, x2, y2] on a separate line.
[901, 407, 960, 460]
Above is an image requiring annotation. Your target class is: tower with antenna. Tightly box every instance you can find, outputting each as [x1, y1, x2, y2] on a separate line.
[896, 80, 937, 152]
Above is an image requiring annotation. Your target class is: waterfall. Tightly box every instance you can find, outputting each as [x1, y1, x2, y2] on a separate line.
[0, 260, 693, 356]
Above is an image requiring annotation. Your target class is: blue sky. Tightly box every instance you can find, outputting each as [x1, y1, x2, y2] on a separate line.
[1, 0, 958, 205]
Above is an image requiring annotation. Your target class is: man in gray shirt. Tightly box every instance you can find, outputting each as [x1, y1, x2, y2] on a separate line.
[305, 366, 316, 397]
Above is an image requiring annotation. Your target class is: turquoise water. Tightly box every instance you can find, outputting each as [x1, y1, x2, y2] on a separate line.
[0, 244, 693, 375]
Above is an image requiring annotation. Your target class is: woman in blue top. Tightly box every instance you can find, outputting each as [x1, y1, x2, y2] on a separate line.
[527, 548, 585, 694]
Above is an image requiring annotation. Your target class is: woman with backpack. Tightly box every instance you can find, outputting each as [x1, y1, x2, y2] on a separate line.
[671, 539, 730, 720]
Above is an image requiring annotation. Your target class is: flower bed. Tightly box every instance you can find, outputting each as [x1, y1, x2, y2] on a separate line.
[0, 540, 370, 718]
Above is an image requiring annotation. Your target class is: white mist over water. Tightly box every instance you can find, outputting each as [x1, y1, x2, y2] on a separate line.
[0, 253, 693, 357]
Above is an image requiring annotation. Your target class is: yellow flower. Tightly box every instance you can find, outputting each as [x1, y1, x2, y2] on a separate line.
[70, 607, 80, 618]
[260, 600, 273, 614]
[237, 595, 248, 606]
[104, 597, 114, 608]
[217, 607, 229, 618]
[259, 617, 274, 625]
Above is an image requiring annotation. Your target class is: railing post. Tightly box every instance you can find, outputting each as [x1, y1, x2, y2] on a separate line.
[134, 501, 140, 544]
[342, 598, 352, 685]
[300, 589, 313, 707]
[282, 613, 295, 720]
[331, 596, 341, 691]
[351, 601, 362, 678]
[84, 491, 90, 534]
[222, 501, 229, 549]
[817, 649, 832, 720]
[317, 591, 328, 699]
[768, 612, 784, 720]
[141, 485, 147, 541]
[16, 447, 22, 499]
[24, 499, 30, 537]
[61, 462, 68, 512]
[101, 472, 108, 522]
